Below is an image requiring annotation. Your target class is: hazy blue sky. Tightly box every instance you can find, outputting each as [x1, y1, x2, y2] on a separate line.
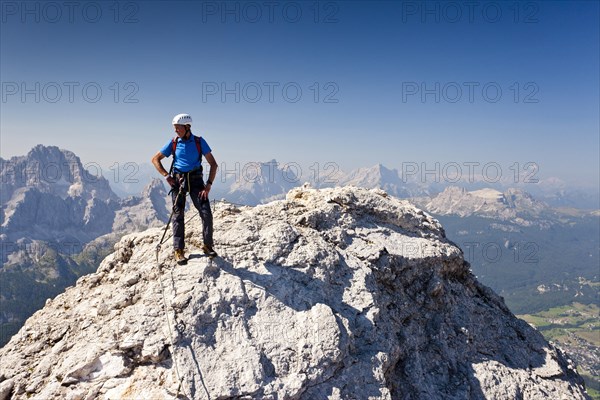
[1, 0, 598, 187]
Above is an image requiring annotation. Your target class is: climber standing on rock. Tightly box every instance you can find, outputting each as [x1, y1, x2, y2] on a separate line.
[151, 113, 218, 264]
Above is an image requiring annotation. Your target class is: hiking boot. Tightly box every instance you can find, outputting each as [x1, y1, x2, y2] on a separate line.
[174, 248, 188, 265]
[202, 244, 218, 258]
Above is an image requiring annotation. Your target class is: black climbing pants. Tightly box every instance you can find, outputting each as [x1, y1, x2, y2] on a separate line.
[171, 171, 213, 250]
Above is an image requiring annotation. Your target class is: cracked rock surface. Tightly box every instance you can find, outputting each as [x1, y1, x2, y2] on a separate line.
[0, 186, 589, 399]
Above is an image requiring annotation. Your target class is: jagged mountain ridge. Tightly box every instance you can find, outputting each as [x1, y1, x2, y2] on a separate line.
[206, 160, 597, 211]
[0, 145, 171, 346]
[0, 186, 588, 399]
[221, 162, 428, 205]
[1, 145, 118, 247]
[0, 145, 117, 205]
[111, 178, 170, 233]
[1, 145, 170, 251]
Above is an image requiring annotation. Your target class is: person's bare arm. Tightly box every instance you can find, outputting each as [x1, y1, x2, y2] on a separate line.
[151, 151, 169, 177]
[152, 151, 176, 187]
[200, 152, 218, 199]
[205, 152, 218, 184]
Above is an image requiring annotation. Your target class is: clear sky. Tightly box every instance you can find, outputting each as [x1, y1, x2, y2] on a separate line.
[1, 0, 599, 188]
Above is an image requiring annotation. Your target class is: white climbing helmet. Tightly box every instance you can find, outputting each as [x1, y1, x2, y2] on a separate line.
[172, 113, 192, 126]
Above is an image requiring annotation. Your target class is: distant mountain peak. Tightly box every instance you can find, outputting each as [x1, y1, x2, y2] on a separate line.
[339, 164, 425, 198]
[1, 144, 118, 203]
[423, 186, 550, 222]
[1, 146, 168, 260]
[226, 159, 299, 206]
[142, 178, 167, 198]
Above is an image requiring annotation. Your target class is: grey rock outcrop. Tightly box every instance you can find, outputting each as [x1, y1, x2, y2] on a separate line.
[112, 178, 169, 233]
[0, 186, 588, 399]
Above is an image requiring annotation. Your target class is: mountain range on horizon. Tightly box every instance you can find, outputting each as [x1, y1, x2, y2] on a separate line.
[39, 146, 595, 209]
[3, 146, 597, 227]
[2, 145, 597, 272]
[1, 144, 598, 395]
[1, 145, 597, 282]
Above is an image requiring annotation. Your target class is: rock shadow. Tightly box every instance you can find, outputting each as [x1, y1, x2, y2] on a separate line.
[208, 255, 384, 399]
[376, 254, 583, 399]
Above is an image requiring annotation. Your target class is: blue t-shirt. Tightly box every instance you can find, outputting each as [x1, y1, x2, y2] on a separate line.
[160, 135, 212, 173]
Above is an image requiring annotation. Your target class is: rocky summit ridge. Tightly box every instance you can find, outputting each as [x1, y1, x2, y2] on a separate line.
[0, 186, 588, 399]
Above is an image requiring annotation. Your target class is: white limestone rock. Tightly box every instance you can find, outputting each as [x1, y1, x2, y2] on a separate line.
[0, 186, 589, 399]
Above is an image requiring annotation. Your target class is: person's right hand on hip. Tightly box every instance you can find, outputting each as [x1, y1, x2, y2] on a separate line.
[166, 175, 176, 187]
